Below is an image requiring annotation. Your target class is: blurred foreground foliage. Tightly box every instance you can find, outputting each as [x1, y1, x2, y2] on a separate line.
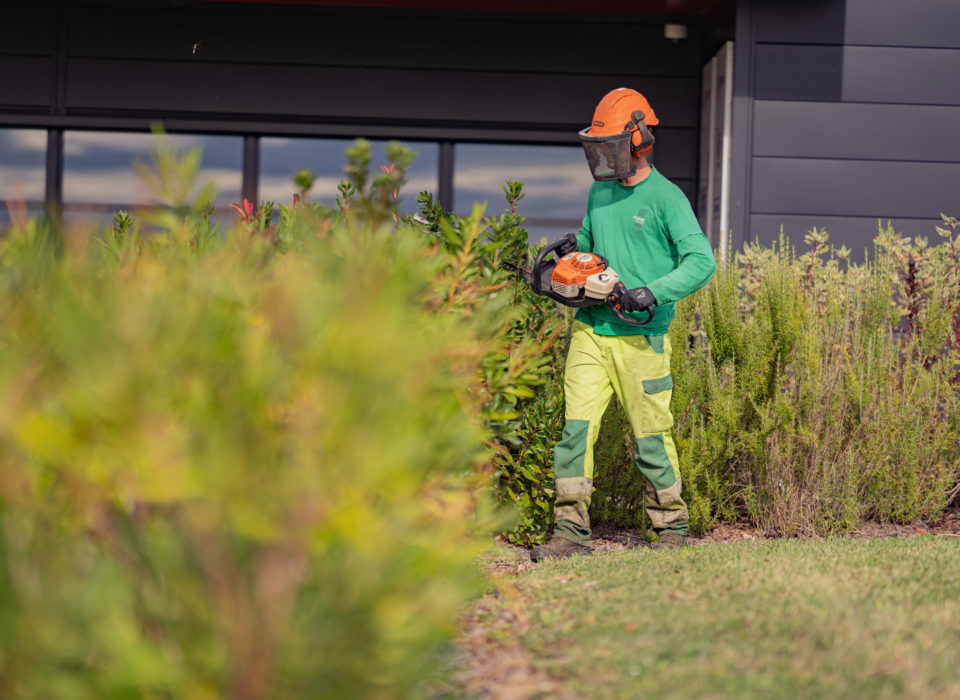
[0, 138, 559, 698]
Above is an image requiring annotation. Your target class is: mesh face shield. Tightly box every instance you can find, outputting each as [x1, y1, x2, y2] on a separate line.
[578, 128, 636, 181]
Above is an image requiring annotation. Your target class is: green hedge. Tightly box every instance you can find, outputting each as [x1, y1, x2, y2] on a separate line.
[0, 138, 556, 697]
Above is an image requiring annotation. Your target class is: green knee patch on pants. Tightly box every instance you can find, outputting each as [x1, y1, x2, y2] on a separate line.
[635, 433, 680, 491]
[555, 419, 590, 479]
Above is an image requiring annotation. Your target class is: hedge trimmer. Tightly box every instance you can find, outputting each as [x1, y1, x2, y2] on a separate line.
[505, 233, 655, 326]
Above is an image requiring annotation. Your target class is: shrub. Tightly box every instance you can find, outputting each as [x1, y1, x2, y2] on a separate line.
[0, 139, 558, 697]
[592, 224, 960, 536]
[410, 182, 568, 546]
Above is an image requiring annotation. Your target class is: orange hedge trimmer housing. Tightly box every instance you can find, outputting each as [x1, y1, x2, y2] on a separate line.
[528, 238, 654, 326]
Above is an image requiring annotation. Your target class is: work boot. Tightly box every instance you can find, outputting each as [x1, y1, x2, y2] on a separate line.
[529, 536, 592, 562]
[650, 531, 698, 550]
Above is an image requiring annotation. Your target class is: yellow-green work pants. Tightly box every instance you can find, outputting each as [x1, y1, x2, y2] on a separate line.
[553, 321, 688, 545]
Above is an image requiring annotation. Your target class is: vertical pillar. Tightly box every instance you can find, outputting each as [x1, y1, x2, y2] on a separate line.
[45, 129, 64, 223]
[46, 0, 67, 224]
[242, 135, 260, 205]
[437, 140, 454, 212]
[729, 0, 756, 257]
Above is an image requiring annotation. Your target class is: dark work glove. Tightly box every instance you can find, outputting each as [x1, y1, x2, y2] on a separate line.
[621, 286, 657, 313]
[556, 232, 579, 256]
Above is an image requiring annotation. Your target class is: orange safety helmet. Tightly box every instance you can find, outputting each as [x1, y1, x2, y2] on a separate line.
[579, 88, 658, 180]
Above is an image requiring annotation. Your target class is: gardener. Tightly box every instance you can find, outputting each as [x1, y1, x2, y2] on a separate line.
[531, 88, 716, 561]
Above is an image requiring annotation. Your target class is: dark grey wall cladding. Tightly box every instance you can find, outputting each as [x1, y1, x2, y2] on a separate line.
[755, 45, 960, 106]
[753, 101, 960, 162]
[752, 158, 960, 219]
[754, 0, 845, 44]
[650, 129, 697, 180]
[737, 0, 960, 249]
[844, 0, 960, 48]
[753, 45, 843, 101]
[1, 0, 56, 109]
[59, 3, 702, 131]
[64, 60, 700, 129]
[2, 2, 57, 54]
[0, 57, 53, 107]
[842, 46, 960, 105]
[675, 180, 696, 204]
[749, 215, 941, 257]
[66, 6, 703, 77]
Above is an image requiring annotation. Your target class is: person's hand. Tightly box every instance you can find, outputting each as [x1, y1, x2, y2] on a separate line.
[621, 286, 657, 313]
[556, 232, 579, 256]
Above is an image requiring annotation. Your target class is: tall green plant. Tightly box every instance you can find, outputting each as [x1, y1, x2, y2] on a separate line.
[641, 225, 960, 536]
[587, 223, 960, 537]
[409, 181, 569, 545]
[0, 139, 562, 696]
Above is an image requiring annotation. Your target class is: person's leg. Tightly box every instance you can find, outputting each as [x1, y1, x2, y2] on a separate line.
[609, 333, 689, 536]
[539, 321, 614, 550]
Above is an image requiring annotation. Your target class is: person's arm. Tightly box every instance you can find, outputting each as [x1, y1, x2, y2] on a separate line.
[645, 196, 716, 305]
[575, 186, 595, 252]
[576, 222, 593, 252]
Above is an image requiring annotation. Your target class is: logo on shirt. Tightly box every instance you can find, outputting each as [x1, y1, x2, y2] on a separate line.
[632, 207, 649, 231]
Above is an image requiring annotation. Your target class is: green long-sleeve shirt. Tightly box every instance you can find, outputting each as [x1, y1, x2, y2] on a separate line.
[574, 166, 716, 336]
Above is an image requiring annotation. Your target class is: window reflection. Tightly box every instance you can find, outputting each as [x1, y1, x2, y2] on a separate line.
[260, 137, 437, 214]
[4, 131, 617, 242]
[453, 143, 590, 243]
[0, 128, 47, 230]
[62, 131, 242, 225]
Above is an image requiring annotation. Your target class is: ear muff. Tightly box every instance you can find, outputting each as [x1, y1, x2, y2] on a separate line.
[627, 110, 655, 155]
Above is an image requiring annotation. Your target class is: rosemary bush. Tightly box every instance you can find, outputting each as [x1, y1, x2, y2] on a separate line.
[592, 223, 960, 536]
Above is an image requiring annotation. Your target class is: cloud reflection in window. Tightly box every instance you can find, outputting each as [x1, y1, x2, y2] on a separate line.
[62, 131, 242, 224]
[454, 143, 590, 242]
[260, 137, 437, 214]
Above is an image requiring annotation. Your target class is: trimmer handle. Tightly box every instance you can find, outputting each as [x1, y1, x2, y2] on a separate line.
[607, 283, 656, 326]
[530, 235, 568, 296]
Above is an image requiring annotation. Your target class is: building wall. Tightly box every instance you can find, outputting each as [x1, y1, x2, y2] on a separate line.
[0, 1, 56, 111]
[731, 0, 960, 256]
[0, 0, 729, 223]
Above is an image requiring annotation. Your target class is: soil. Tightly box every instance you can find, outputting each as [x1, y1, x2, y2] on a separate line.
[454, 502, 960, 699]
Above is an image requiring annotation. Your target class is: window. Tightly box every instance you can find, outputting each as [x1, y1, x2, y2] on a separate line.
[260, 137, 438, 215]
[62, 131, 242, 227]
[0, 129, 47, 230]
[5, 130, 601, 241]
[453, 144, 590, 243]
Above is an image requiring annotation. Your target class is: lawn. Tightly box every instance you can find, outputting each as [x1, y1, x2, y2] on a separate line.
[459, 536, 960, 699]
